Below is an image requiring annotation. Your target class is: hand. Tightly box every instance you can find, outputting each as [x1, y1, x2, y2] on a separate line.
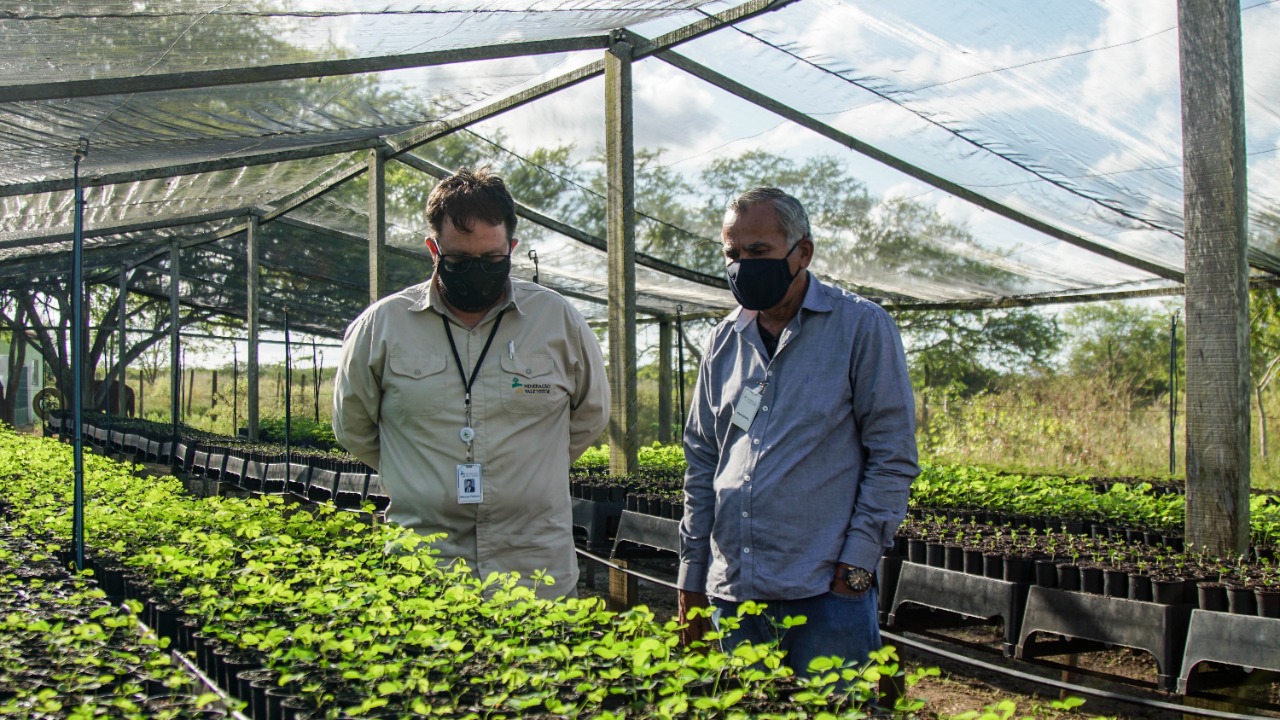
[678, 590, 711, 647]
[829, 562, 871, 597]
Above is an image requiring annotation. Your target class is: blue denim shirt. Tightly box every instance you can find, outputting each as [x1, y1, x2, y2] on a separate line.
[679, 274, 919, 601]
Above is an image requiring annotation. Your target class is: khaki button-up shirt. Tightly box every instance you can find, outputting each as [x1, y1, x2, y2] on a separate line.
[333, 278, 609, 599]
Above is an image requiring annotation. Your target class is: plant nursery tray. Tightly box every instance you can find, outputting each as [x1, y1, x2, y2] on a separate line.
[1016, 585, 1193, 692]
[1178, 610, 1280, 693]
[610, 510, 679, 556]
[888, 562, 1032, 656]
[571, 497, 625, 551]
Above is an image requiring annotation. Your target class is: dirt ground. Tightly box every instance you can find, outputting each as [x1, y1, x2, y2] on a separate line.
[576, 556, 1280, 720]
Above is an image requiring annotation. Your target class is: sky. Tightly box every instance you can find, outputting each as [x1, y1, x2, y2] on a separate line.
[188, 0, 1279, 366]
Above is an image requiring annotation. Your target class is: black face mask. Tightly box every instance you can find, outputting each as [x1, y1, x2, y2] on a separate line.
[436, 255, 511, 312]
[725, 241, 801, 311]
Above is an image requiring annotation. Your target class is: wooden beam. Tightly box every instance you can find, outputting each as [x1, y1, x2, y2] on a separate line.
[607, 32, 638, 477]
[0, 37, 609, 103]
[1179, 0, 1250, 556]
[368, 150, 387, 303]
[657, 50, 1188, 285]
[246, 216, 261, 442]
[659, 319, 673, 444]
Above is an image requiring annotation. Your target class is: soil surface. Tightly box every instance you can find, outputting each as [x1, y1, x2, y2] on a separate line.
[576, 555, 1280, 720]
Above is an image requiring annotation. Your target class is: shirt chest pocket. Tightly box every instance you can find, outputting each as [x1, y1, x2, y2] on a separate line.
[384, 353, 450, 417]
[499, 353, 567, 415]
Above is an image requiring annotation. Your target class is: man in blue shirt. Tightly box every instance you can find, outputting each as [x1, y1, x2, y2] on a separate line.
[678, 187, 919, 676]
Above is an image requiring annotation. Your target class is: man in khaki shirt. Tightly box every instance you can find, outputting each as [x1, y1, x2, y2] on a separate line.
[332, 168, 609, 599]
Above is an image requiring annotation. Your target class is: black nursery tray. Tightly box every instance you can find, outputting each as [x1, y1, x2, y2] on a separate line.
[888, 562, 1032, 656]
[1178, 609, 1280, 693]
[571, 497, 625, 552]
[610, 510, 679, 556]
[1016, 585, 1193, 692]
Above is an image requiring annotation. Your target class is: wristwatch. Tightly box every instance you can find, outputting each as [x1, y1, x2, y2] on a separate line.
[841, 566, 874, 593]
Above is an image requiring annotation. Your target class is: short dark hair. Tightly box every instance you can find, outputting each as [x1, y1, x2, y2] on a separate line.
[426, 167, 518, 240]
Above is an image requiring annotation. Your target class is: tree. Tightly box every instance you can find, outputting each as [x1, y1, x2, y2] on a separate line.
[1061, 301, 1181, 405]
[0, 278, 214, 414]
[898, 308, 1062, 394]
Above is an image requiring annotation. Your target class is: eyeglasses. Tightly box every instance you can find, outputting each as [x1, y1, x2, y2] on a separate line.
[437, 253, 512, 274]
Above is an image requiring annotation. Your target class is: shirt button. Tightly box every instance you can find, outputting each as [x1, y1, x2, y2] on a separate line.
[753, 438, 760, 445]
[767, 370, 773, 377]
[743, 474, 750, 482]
[743, 547, 751, 554]
[741, 511, 749, 518]
[761, 405, 768, 412]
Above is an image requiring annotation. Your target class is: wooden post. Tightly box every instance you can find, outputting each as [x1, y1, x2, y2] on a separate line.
[606, 559, 638, 611]
[246, 215, 260, 441]
[1179, 0, 1250, 556]
[369, 149, 387, 303]
[606, 31, 638, 476]
[659, 319, 673, 444]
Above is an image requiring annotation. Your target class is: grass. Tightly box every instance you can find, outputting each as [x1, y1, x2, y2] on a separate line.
[921, 374, 1280, 492]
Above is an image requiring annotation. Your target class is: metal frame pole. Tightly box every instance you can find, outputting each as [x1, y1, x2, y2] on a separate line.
[1170, 309, 1180, 475]
[284, 309, 292, 466]
[71, 137, 88, 571]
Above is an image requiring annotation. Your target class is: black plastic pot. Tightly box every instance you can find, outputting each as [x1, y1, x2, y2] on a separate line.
[1226, 586, 1258, 616]
[1003, 556, 1034, 584]
[1080, 566, 1104, 595]
[1256, 588, 1280, 618]
[982, 553, 1003, 579]
[1034, 558, 1058, 588]
[944, 545, 965, 572]
[963, 549, 984, 576]
[1151, 577, 1186, 605]
[1196, 582, 1229, 613]
[1128, 573, 1153, 602]
[1056, 564, 1081, 592]
[925, 542, 946, 568]
[1103, 569, 1129, 598]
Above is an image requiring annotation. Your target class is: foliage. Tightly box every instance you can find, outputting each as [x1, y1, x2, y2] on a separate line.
[256, 416, 339, 452]
[0, 428, 940, 718]
[1061, 301, 1181, 403]
[900, 309, 1062, 394]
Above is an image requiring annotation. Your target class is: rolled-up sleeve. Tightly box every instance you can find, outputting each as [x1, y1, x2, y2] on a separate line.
[332, 313, 383, 472]
[678, 351, 718, 592]
[839, 307, 919, 571]
[567, 311, 610, 462]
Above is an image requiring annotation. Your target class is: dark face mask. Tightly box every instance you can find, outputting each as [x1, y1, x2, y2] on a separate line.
[436, 255, 511, 312]
[725, 241, 801, 311]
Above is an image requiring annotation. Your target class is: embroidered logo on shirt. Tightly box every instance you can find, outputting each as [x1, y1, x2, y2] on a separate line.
[511, 377, 523, 389]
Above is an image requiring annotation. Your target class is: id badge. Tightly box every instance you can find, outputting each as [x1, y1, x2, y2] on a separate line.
[730, 386, 764, 432]
[456, 464, 483, 504]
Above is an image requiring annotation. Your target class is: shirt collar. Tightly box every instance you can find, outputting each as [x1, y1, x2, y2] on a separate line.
[731, 270, 831, 333]
[407, 276, 527, 321]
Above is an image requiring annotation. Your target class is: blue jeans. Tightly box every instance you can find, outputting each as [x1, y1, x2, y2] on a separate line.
[711, 588, 881, 680]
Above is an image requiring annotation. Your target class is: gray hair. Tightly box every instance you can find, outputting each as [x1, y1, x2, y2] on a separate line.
[723, 187, 811, 244]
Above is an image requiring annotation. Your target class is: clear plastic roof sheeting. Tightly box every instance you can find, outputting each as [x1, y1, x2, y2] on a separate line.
[1, 0, 1276, 338]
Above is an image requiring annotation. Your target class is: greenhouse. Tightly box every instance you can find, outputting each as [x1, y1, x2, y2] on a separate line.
[2, 1, 1280, 718]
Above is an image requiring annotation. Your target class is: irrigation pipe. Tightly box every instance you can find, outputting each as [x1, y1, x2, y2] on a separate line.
[573, 552, 1272, 719]
[575, 547, 680, 591]
[130, 614, 252, 720]
[882, 629, 1271, 720]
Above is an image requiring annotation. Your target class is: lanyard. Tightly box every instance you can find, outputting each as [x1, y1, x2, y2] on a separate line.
[442, 309, 506, 462]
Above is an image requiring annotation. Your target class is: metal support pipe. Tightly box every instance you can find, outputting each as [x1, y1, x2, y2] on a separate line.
[658, 320, 673, 444]
[284, 309, 292, 467]
[71, 137, 88, 571]
[1170, 309, 1180, 475]
[169, 242, 180, 447]
[117, 265, 128, 418]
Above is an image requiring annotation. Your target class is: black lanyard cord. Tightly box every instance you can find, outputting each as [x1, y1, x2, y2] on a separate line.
[441, 310, 506, 407]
